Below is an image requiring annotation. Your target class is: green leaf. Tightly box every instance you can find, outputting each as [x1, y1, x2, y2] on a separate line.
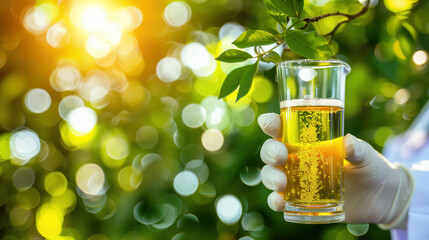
[218, 65, 250, 99]
[233, 30, 278, 48]
[289, 17, 308, 29]
[236, 61, 259, 102]
[269, 0, 304, 18]
[262, 51, 282, 63]
[263, 0, 287, 29]
[397, 23, 416, 59]
[297, 0, 304, 16]
[285, 30, 334, 59]
[215, 49, 253, 63]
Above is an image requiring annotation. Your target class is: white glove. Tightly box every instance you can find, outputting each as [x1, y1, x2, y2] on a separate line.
[258, 113, 415, 229]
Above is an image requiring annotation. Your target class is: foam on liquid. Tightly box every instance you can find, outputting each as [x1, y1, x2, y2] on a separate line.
[280, 99, 344, 109]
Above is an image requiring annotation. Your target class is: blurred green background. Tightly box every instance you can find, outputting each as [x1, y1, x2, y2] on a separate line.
[0, 0, 428, 239]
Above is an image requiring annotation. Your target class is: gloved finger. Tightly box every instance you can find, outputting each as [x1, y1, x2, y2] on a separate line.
[267, 191, 284, 212]
[258, 113, 281, 138]
[260, 139, 288, 166]
[261, 165, 287, 191]
[343, 133, 377, 166]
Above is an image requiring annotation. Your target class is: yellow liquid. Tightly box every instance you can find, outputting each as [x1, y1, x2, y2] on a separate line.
[281, 105, 344, 213]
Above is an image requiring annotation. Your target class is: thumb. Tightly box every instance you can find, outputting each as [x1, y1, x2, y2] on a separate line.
[343, 134, 377, 166]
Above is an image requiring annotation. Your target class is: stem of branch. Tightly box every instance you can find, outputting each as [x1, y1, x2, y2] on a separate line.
[299, 22, 309, 30]
[252, 41, 285, 59]
[302, 0, 370, 23]
[302, 0, 371, 42]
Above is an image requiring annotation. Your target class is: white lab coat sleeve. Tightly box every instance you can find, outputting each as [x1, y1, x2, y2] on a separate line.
[407, 162, 429, 240]
[391, 160, 429, 240]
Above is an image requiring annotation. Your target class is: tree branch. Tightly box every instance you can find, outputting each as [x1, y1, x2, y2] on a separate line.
[302, 0, 371, 41]
[302, 0, 370, 23]
[259, 41, 284, 56]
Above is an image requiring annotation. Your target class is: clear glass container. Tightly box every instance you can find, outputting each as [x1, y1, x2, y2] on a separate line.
[277, 59, 351, 224]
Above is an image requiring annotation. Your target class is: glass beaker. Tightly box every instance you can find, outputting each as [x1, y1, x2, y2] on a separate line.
[277, 59, 350, 224]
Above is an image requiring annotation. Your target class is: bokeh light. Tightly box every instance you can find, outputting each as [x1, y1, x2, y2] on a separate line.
[347, 224, 370, 236]
[219, 22, 245, 49]
[216, 195, 242, 225]
[116, 6, 143, 31]
[73, 5, 107, 31]
[384, 0, 415, 13]
[50, 65, 82, 92]
[102, 133, 129, 168]
[156, 57, 182, 83]
[76, 163, 106, 196]
[181, 43, 216, 77]
[394, 88, 410, 105]
[182, 103, 206, 128]
[44, 172, 68, 196]
[47, 22, 70, 48]
[413, 50, 428, 66]
[240, 167, 261, 187]
[173, 170, 199, 196]
[251, 77, 273, 103]
[186, 160, 209, 184]
[36, 204, 63, 239]
[117, 166, 143, 191]
[10, 129, 41, 165]
[299, 69, 316, 82]
[136, 126, 159, 149]
[23, 4, 57, 35]
[86, 34, 113, 59]
[12, 167, 35, 191]
[201, 129, 224, 152]
[24, 88, 51, 114]
[66, 107, 97, 135]
[201, 96, 230, 131]
[241, 212, 264, 231]
[0, 0, 425, 238]
[163, 1, 192, 27]
[9, 206, 33, 229]
[58, 95, 85, 120]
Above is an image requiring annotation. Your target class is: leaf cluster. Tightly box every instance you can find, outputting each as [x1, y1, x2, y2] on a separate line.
[216, 0, 337, 101]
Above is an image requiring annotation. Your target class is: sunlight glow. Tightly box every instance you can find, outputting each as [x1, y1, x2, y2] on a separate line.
[81, 6, 107, 31]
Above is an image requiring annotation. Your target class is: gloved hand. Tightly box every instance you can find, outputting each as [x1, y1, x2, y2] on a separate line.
[258, 113, 415, 229]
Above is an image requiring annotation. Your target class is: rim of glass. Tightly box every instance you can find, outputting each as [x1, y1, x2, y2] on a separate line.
[278, 59, 351, 72]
